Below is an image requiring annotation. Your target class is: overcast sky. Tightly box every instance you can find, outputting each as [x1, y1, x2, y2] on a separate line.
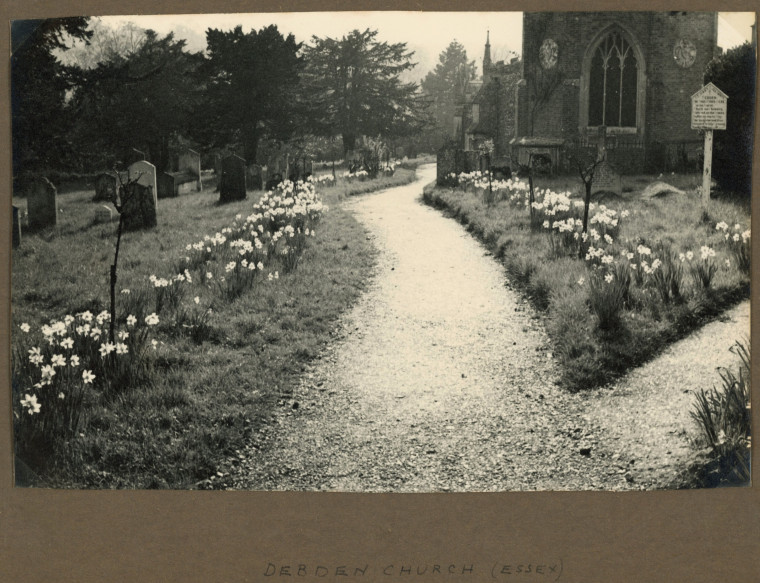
[98, 11, 754, 81]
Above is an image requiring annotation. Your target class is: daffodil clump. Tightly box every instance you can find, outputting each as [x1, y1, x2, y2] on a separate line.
[172, 179, 326, 302]
[341, 169, 369, 182]
[13, 310, 160, 458]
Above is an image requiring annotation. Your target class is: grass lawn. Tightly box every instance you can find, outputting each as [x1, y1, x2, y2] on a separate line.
[11, 167, 418, 488]
[423, 173, 750, 391]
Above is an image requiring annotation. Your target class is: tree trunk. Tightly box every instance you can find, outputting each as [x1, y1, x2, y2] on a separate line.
[342, 133, 356, 156]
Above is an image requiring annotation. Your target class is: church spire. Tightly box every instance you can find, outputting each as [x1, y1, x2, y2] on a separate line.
[483, 30, 492, 76]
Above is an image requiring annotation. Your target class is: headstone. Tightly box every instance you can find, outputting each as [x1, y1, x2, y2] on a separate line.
[157, 171, 177, 199]
[179, 148, 202, 191]
[591, 161, 622, 197]
[95, 205, 115, 223]
[26, 176, 57, 230]
[128, 160, 158, 208]
[120, 182, 156, 231]
[127, 148, 147, 165]
[93, 172, 119, 202]
[219, 155, 246, 202]
[247, 164, 263, 190]
[12, 205, 21, 248]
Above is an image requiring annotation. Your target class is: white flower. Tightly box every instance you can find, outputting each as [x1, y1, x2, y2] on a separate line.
[604, 273, 614, 284]
[20, 394, 41, 415]
[268, 273, 274, 281]
[686, 251, 694, 261]
[194, 296, 200, 305]
[700, 246, 716, 260]
[60, 337, 74, 350]
[82, 370, 95, 384]
[70, 355, 80, 367]
[58, 392, 65, 400]
[716, 221, 729, 232]
[126, 315, 137, 327]
[40, 365, 56, 383]
[118, 330, 129, 341]
[577, 277, 585, 286]
[28, 347, 44, 366]
[99, 342, 115, 358]
[145, 313, 160, 326]
[115, 343, 128, 355]
[51, 354, 66, 367]
[121, 288, 131, 295]
[206, 272, 213, 280]
[19, 323, 30, 333]
[151, 339, 158, 350]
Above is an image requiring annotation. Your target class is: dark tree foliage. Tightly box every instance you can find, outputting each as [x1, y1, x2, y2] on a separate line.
[303, 28, 429, 154]
[68, 30, 204, 173]
[704, 42, 756, 196]
[11, 18, 92, 183]
[420, 41, 477, 150]
[197, 25, 304, 164]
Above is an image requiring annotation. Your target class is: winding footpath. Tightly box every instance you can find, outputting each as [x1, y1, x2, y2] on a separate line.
[225, 165, 749, 491]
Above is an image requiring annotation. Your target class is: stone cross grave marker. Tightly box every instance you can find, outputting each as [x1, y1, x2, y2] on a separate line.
[128, 160, 158, 208]
[591, 127, 622, 197]
[219, 155, 246, 202]
[12, 205, 21, 248]
[27, 176, 58, 230]
[120, 182, 157, 231]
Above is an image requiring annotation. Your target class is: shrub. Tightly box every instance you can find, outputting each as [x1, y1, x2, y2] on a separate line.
[690, 339, 751, 485]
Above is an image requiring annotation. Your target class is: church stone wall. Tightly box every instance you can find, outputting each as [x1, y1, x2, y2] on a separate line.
[520, 11, 717, 149]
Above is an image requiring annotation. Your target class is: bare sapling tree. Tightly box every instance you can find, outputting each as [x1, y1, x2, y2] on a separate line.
[107, 169, 143, 343]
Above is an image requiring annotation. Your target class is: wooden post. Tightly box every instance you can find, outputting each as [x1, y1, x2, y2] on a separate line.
[702, 129, 713, 206]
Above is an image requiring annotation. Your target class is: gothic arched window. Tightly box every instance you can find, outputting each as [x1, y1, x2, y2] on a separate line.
[588, 29, 638, 128]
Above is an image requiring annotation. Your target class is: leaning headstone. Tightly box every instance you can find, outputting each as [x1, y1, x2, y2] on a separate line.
[27, 176, 58, 230]
[120, 182, 156, 231]
[93, 171, 119, 202]
[12, 205, 21, 248]
[179, 149, 202, 191]
[219, 155, 246, 202]
[128, 160, 158, 208]
[95, 205, 114, 224]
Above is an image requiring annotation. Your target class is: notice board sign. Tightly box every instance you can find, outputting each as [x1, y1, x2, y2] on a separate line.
[691, 82, 728, 130]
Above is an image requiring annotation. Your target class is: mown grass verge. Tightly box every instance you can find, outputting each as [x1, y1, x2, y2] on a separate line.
[11, 167, 417, 488]
[423, 177, 750, 391]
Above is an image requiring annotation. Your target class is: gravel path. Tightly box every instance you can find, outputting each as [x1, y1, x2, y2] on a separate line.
[223, 165, 749, 491]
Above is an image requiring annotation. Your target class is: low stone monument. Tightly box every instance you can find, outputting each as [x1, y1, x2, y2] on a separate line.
[27, 176, 58, 230]
[93, 171, 119, 202]
[591, 127, 622, 198]
[128, 160, 158, 208]
[12, 205, 21, 248]
[95, 205, 115, 223]
[120, 182, 156, 231]
[219, 155, 246, 202]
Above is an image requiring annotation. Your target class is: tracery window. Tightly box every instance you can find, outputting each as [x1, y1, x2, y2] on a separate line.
[588, 30, 638, 127]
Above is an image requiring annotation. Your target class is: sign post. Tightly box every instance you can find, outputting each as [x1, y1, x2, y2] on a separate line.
[691, 82, 728, 205]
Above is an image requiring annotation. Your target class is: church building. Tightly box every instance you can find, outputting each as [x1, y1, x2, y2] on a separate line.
[512, 11, 720, 172]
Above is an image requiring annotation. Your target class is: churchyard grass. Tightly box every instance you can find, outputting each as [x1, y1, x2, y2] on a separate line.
[423, 173, 750, 391]
[11, 167, 416, 488]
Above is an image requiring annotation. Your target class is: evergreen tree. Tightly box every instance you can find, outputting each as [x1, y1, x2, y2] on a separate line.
[303, 28, 429, 154]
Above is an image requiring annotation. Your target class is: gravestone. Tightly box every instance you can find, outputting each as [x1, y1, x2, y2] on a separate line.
[12, 205, 21, 248]
[247, 164, 263, 190]
[93, 172, 119, 202]
[179, 148, 202, 191]
[95, 205, 114, 223]
[127, 148, 147, 165]
[128, 160, 158, 208]
[120, 182, 156, 231]
[157, 171, 177, 199]
[27, 176, 58, 230]
[219, 155, 246, 202]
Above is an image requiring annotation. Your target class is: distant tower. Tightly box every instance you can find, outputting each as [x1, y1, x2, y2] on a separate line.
[483, 31, 492, 77]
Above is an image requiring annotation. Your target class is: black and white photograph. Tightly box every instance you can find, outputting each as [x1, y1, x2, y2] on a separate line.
[9, 10, 754, 492]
